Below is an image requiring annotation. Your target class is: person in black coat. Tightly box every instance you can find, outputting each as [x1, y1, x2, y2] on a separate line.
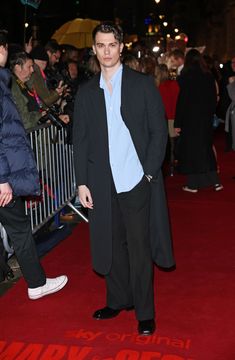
[174, 49, 223, 193]
[73, 23, 175, 335]
[0, 29, 68, 297]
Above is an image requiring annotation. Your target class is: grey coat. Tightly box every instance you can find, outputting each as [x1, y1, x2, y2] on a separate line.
[225, 81, 235, 150]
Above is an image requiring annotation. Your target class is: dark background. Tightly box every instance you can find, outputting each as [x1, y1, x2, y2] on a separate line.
[0, 0, 204, 45]
[0, 0, 233, 60]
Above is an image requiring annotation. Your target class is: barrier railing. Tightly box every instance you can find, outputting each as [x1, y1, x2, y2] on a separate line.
[1, 123, 88, 254]
[26, 123, 88, 233]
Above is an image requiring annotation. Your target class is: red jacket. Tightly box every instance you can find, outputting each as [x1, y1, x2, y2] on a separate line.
[159, 79, 179, 120]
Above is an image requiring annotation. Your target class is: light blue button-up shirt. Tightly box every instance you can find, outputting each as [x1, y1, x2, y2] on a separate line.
[100, 65, 144, 193]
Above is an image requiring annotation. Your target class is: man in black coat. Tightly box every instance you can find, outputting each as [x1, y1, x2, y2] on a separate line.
[73, 23, 175, 335]
[0, 29, 68, 298]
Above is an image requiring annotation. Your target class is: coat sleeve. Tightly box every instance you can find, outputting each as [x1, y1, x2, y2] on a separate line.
[143, 75, 168, 179]
[0, 89, 11, 184]
[72, 87, 88, 186]
[227, 81, 235, 102]
[11, 81, 41, 130]
[27, 67, 60, 108]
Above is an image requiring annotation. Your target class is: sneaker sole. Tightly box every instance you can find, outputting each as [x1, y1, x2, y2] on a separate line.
[28, 276, 68, 300]
[182, 186, 198, 193]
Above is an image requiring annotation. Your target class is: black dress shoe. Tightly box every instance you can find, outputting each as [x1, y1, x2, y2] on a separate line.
[93, 306, 134, 320]
[138, 319, 156, 336]
[93, 306, 121, 320]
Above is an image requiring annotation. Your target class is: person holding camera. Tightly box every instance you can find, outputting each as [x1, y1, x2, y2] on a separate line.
[27, 45, 67, 108]
[0, 29, 68, 298]
[10, 51, 69, 130]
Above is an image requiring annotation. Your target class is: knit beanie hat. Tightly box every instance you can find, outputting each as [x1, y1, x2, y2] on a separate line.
[30, 46, 49, 61]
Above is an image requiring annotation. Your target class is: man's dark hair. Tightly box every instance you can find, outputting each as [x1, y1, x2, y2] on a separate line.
[0, 29, 8, 47]
[183, 48, 209, 73]
[9, 51, 32, 71]
[169, 48, 185, 60]
[45, 39, 61, 54]
[92, 22, 123, 43]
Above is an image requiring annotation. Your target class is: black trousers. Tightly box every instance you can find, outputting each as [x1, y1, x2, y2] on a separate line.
[0, 197, 46, 288]
[106, 176, 154, 321]
[0, 239, 11, 280]
[187, 171, 220, 189]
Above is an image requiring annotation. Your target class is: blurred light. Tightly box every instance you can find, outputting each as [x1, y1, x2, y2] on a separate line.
[157, 40, 161, 44]
[148, 24, 153, 33]
[125, 42, 132, 49]
[24, 22, 29, 28]
[167, 34, 171, 38]
[163, 22, 168, 27]
[220, 63, 224, 69]
[137, 51, 141, 59]
[153, 46, 160, 52]
[144, 16, 152, 25]
[155, 0, 160, 3]
[154, 25, 159, 33]
[174, 28, 179, 33]
[159, 15, 165, 19]
[175, 35, 180, 40]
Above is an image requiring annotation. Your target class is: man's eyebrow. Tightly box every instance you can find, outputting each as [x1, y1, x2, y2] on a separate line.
[96, 41, 118, 45]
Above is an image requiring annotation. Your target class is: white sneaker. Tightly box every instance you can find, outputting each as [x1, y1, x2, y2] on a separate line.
[182, 186, 198, 193]
[214, 184, 223, 191]
[28, 275, 68, 300]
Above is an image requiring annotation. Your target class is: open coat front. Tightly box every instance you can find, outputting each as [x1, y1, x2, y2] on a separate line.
[73, 65, 175, 275]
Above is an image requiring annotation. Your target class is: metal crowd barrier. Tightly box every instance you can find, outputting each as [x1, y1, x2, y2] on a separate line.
[1, 123, 88, 254]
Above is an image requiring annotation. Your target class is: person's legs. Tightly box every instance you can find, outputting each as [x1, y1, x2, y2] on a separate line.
[117, 176, 154, 321]
[0, 238, 12, 277]
[0, 198, 46, 288]
[105, 183, 133, 309]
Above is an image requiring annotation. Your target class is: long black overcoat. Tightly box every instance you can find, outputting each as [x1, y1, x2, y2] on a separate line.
[174, 66, 217, 174]
[73, 65, 175, 275]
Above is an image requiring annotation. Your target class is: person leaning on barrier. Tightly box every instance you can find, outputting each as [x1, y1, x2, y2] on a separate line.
[27, 45, 63, 108]
[0, 29, 68, 299]
[9, 51, 70, 130]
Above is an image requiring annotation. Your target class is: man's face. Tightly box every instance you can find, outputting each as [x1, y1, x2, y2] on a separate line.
[16, 59, 34, 83]
[0, 44, 8, 66]
[169, 56, 182, 69]
[92, 32, 123, 70]
[49, 50, 61, 66]
[68, 62, 78, 79]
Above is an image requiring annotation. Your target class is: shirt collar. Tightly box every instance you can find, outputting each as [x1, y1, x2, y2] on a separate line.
[100, 64, 123, 89]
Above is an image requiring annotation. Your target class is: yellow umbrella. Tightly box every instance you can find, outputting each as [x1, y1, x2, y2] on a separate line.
[52, 18, 100, 48]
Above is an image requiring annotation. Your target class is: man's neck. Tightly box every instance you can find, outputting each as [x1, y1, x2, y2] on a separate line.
[101, 62, 122, 83]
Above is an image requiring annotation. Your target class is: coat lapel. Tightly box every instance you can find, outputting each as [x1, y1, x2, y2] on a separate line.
[89, 73, 109, 138]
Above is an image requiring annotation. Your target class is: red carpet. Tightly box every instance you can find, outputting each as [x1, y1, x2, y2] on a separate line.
[1, 130, 235, 360]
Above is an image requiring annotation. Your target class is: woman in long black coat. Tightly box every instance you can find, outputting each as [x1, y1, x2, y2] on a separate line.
[174, 49, 223, 192]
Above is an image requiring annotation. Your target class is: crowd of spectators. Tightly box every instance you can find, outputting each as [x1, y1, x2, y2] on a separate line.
[1, 26, 235, 282]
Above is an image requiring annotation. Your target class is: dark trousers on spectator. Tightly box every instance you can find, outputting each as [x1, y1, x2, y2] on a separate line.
[106, 176, 154, 321]
[0, 197, 46, 288]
